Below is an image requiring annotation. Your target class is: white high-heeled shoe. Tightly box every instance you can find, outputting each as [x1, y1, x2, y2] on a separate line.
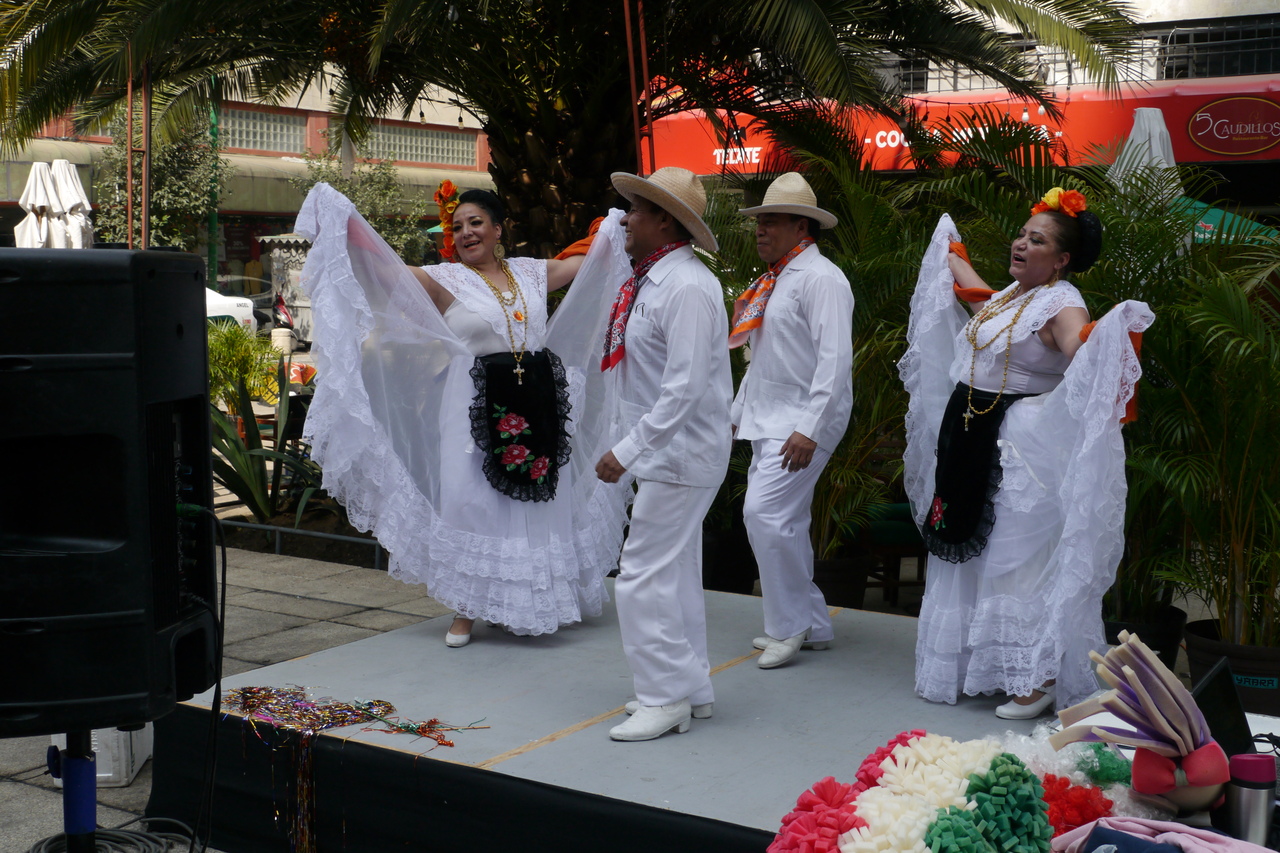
[609, 700, 692, 741]
[625, 700, 712, 719]
[995, 686, 1055, 719]
[751, 635, 829, 652]
[444, 617, 472, 648]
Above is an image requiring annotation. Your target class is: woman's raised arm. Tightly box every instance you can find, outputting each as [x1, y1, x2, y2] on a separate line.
[408, 265, 456, 313]
[546, 254, 586, 292]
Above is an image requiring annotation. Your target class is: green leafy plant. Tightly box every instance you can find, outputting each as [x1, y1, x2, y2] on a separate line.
[93, 111, 230, 251]
[207, 318, 279, 414]
[210, 366, 328, 525]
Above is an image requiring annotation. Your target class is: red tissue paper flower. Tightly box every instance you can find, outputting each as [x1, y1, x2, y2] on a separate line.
[501, 444, 530, 466]
[1041, 773, 1113, 837]
[497, 413, 529, 436]
[769, 777, 866, 853]
[854, 729, 929, 793]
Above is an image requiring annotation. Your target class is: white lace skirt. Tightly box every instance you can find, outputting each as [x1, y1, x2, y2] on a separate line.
[913, 396, 1110, 706]
[391, 382, 626, 635]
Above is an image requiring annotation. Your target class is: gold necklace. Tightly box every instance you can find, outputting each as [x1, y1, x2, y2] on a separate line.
[961, 282, 1057, 430]
[466, 260, 530, 384]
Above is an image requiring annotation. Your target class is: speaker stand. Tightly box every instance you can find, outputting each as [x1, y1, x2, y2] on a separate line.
[52, 730, 97, 852]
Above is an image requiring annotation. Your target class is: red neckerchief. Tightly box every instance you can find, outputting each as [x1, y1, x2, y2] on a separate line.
[601, 240, 689, 371]
[728, 238, 814, 348]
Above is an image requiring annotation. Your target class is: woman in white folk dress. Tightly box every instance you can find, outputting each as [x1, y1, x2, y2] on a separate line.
[900, 188, 1153, 718]
[296, 185, 632, 647]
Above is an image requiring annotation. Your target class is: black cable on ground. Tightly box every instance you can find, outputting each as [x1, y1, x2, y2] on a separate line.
[25, 817, 195, 853]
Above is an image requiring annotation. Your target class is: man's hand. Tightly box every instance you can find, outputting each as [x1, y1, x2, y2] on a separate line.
[778, 432, 816, 472]
[596, 450, 627, 483]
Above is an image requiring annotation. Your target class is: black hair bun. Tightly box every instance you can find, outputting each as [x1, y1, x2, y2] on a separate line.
[457, 189, 506, 225]
[1070, 210, 1103, 272]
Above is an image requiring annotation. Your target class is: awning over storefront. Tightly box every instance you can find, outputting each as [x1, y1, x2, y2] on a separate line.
[1, 140, 491, 216]
[1174, 196, 1280, 242]
[651, 74, 1280, 175]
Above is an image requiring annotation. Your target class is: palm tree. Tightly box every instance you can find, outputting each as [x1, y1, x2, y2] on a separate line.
[1, 0, 1138, 255]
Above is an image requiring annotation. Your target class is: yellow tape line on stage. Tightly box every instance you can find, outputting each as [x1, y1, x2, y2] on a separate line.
[476, 648, 764, 769]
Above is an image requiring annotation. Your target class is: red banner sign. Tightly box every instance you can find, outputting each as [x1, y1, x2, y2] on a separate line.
[1188, 96, 1280, 156]
[650, 75, 1280, 174]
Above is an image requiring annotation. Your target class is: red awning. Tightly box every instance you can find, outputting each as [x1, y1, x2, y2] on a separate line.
[650, 75, 1280, 174]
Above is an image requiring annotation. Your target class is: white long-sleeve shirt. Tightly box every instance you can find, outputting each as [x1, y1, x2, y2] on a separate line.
[611, 246, 733, 487]
[730, 244, 854, 452]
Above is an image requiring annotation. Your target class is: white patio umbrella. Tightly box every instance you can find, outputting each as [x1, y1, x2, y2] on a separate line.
[1106, 107, 1183, 200]
[14, 162, 63, 248]
[51, 159, 94, 248]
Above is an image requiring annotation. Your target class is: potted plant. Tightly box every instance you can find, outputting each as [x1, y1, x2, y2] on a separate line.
[1131, 266, 1280, 713]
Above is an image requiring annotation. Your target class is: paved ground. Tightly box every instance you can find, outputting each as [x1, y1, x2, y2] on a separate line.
[0, 548, 453, 853]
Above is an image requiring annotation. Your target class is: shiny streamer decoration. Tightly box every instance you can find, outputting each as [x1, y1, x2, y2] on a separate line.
[354, 699, 489, 748]
[222, 686, 399, 853]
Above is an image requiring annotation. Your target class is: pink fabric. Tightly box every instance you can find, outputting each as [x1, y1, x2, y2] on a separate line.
[1053, 817, 1274, 853]
[1132, 743, 1230, 796]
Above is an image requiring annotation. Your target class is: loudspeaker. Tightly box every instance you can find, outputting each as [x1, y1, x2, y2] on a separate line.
[0, 248, 219, 738]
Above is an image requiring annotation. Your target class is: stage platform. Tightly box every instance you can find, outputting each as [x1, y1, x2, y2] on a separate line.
[148, 583, 1048, 852]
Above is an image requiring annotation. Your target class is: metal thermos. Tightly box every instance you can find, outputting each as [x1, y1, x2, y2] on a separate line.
[1224, 753, 1277, 847]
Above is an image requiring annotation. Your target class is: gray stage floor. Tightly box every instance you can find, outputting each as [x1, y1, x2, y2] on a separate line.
[188, 582, 1047, 833]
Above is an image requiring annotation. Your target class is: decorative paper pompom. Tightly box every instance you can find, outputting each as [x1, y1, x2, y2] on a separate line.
[1041, 773, 1113, 837]
[924, 806, 999, 853]
[771, 776, 867, 853]
[855, 729, 929, 793]
[964, 753, 1053, 853]
[1077, 742, 1131, 787]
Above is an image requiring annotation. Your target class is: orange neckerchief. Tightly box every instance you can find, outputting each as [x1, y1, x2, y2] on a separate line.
[728, 238, 814, 348]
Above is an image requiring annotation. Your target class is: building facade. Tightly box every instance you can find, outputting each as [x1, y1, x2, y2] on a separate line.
[0, 84, 494, 276]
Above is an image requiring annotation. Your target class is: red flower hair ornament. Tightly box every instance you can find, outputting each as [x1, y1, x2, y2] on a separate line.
[1031, 187, 1088, 217]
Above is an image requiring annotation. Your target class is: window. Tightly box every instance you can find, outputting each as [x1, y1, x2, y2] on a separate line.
[220, 108, 307, 153]
[1157, 15, 1280, 80]
[367, 124, 477, 166]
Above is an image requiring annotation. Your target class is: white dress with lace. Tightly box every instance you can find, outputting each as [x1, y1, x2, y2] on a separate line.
[899, 214, 1155, 709]
[294, 183, 633, 636]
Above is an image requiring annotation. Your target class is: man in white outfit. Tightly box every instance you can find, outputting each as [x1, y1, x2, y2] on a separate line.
[595, 167, 732, 742]
[730, 172, 854, 669]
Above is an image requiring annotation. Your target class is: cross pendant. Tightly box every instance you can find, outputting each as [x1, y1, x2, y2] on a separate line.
[962, 410, 972, 432]
[513, 363, 525, 385]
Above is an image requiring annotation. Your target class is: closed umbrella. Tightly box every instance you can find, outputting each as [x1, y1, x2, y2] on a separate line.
[1106, 107, 1182, 200]
[51, 159, 93, 249]
[14, 162, 62, 248]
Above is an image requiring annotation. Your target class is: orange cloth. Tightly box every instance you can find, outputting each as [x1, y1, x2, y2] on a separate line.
[553, 216, 605, 260]
[949, 242, 994, 303]
[288, 363, 317, 385]
[1079, 320, 1144, 423]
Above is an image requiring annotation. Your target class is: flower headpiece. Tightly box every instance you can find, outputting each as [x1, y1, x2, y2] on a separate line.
[434, 179, 460, 260]
[1032, 187, 1088, 217]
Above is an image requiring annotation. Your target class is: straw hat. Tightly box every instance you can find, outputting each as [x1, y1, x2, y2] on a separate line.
[610, 167, 719, 252]
[739, 172, 838, 229]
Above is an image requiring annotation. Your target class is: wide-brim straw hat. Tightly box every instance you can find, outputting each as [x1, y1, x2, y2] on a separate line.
[611, 167, 719, 252]
[739, 171, 838, 229]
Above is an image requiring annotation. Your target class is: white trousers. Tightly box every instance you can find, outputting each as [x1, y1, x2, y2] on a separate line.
[615, 478, 717, 707]
[744, 437, 834, 643]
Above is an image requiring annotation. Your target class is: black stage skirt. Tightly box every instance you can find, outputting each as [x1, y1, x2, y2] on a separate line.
[921, 383, 1035, 563]
[468, 349, 572, 502]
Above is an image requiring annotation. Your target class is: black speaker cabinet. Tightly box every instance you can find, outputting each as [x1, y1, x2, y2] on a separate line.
[0, 248, 219, 738]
